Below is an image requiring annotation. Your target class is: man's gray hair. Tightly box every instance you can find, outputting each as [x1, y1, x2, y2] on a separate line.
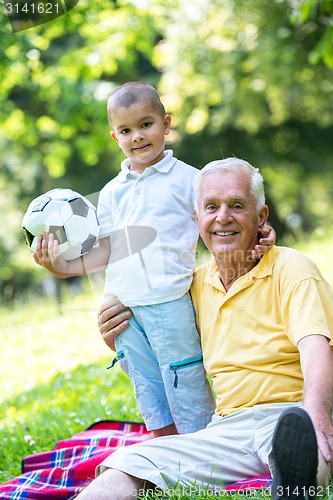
[193, 157, 265, 210]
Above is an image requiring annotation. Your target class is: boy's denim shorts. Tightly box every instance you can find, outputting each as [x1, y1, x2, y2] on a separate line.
[111, 292, 215, 433]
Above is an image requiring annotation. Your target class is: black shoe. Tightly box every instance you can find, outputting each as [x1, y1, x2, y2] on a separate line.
[271, 407, 318, 500]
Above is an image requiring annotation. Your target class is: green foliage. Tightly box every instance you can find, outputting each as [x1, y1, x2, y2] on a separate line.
[157, 0, 333, 132]
[1, 0, 333, 300]
[0, 0, 164, 299]
[290, 0, 333, 68]
[0, 0, 162, 194]
[154, 0, 333, 240]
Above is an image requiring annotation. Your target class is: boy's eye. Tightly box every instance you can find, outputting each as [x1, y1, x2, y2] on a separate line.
[120, 128, 130, 134]
[142, 122, 153, 128]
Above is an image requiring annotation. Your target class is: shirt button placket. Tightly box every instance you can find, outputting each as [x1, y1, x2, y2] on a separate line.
[133, 178, 142, 200]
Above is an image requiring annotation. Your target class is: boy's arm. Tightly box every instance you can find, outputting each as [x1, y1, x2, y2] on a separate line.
[250, 224, 276, 260]
[32, 233, 111, 278]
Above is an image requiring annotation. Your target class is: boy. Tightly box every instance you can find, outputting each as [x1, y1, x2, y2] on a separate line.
[34, 82, 275, 437]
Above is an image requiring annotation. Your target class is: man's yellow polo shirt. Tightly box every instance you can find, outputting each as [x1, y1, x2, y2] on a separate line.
[190, 246, 333, 416]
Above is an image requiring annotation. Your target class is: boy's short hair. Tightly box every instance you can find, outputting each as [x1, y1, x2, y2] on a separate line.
[107, 82, 166, 125]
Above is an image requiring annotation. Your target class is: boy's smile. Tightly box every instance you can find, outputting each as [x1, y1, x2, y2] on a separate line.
[110, 101, 171, 173]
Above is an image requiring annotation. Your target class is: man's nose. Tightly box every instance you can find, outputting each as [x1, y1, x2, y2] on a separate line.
[216, 205, 233, 223]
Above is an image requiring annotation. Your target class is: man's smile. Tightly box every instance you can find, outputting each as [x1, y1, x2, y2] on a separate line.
[211, 230, 239, 240]
[214, 231, 237, 236]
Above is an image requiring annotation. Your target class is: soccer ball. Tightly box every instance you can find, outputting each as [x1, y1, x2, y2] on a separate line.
[22, 188, 99, 261]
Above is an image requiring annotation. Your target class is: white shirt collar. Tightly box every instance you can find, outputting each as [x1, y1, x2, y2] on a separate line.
[119, 150, 175, 180]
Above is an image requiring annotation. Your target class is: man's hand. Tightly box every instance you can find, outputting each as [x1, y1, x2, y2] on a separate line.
[32, 233, 70, 277]
[98, 297, 132, 351]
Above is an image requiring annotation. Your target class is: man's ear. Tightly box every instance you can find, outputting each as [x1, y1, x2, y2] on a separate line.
[258, 205, 269, 230]
[110, 131, 118, 143]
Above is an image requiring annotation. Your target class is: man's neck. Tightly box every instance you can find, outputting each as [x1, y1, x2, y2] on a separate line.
[216, 254, 259, 291]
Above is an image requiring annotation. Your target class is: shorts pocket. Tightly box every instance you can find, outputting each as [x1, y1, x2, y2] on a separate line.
[170, 355, 204, 388]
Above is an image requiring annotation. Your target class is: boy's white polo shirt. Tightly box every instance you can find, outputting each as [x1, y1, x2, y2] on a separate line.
[97, 150, 199, 306]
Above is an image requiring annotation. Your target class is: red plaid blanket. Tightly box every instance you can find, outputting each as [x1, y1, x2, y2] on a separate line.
[0, 420, 272, 498]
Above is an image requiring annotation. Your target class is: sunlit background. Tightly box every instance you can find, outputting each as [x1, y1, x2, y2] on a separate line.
[1, 0, 333, 304]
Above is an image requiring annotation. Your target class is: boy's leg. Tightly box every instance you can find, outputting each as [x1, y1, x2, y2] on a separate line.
[112, 314, 176, 434]
[136, 293, 215, 434]
[153, 422, 178, 437]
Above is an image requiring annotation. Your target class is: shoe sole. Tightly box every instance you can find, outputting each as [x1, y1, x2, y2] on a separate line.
[271, 407, 318, 500]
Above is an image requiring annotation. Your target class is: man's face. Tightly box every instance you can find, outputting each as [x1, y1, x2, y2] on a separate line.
[110, 101, 171, 173]
[196, 169, 268, 262]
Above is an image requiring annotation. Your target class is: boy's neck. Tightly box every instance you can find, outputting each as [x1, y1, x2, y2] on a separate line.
[128, 164, 146, 174]
[128, 151, 166, 174]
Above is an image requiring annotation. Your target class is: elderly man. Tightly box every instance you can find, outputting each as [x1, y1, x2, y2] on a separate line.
[77, 158, 333, 500]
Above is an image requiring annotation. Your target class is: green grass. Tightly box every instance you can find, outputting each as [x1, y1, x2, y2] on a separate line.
[0, 291, 142, 482]
[1, 235, 333, 495]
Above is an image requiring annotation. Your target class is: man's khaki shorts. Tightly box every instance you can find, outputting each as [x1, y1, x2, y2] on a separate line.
[97, 402, 302, 489]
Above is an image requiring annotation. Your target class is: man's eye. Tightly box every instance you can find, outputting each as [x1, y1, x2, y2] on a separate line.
[206, 205, 217, 211]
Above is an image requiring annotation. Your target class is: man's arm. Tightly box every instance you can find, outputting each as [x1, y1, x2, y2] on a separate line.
[98, 296, 132, 351]
[298, 334, 333, 464]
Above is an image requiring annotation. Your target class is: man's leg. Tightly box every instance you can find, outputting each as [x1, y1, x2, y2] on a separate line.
[96, 409, 272, 488]
[75, 469, 148, 500]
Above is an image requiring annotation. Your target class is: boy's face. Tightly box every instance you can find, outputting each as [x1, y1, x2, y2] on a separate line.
[109, 101, 171, 173]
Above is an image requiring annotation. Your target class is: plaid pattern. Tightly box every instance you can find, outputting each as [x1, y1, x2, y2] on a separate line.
[0, 420, 272, 498]
[224, 475, 272, 491]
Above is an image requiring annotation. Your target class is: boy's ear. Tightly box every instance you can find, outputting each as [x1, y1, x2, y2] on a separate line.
[110, 131, 118, 143]
[164, 114, 172, 135]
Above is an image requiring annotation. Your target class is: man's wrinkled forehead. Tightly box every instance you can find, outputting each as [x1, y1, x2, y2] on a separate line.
[198, 170, 252, 202]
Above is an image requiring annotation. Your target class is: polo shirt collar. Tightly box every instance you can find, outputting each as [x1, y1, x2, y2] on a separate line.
[250, 245, 276, 279]
[118, 149, 175, 181]
[204, 246, 277, 292]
